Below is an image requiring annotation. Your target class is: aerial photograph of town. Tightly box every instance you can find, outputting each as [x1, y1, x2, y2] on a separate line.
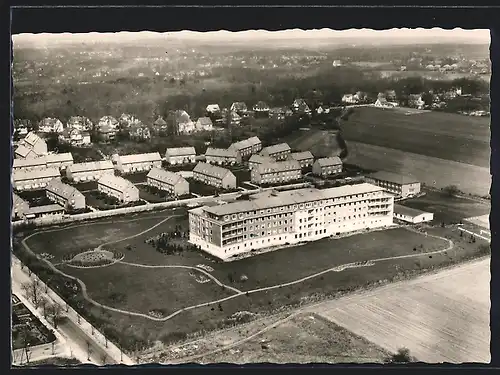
[10, 25, 491, 366]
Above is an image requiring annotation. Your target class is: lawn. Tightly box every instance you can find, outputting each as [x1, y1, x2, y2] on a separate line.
[186, 178, 239, 196]
[340, 107, 490, 168]
[399, 189, 491, 224]
[229, 167, 251, 185]
[24, 209, 184, 262]
[122, 172, 149, 184]
[83, 191, 147, 210]
[210, 227, 450, 290]
[58, 262, 237, 318]
[345, 141, 491, 197]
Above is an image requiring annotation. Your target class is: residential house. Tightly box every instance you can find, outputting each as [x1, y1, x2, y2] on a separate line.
[228, 136, 262, 159]
[98, 115, 119, 130]
[12, 193, 30, 220]
[114, 152, 162, 174]
[39, 118, 64, 133]
[248, 154, 275, 170]
[45, 178, 86, 211]
[205, 147, 241, 166]
[146, 168, 190, 197]
[292, 99, 311, 115]
[250, 160, 302, 185]
[230, 102, 248, 116]
[385, 90, 397, 101]
[289, 151, 314, 168]
[165, 147, 197, 165]
[23, 204, 65, 220]
[15, 132, 48, 159]
[269, 107, 286, 120]
[153, 116, 168, 134]
[97, 116, 118, 143]
[342, 94, 357, 104]
[12, 157, 47, 172]
[97, 175, 140, 203]
[14, 119, 30, 137]
[66, 116, 93, 132]
[66, 160, 115, 183]
[374, 97, 397, 108]
[408, 94, 425, 109]
[119, 113, 141, 129]
[193, 162, 237, 189]
[312, 157, 343, 177]
[393, 204, 433, 224]
[128, 123, 152, 141]
[253, 101, 270, 117]
[59, 127, 91, 146]
[367, 171, 421, 199]
[229, 111, 242, 126]
[354, 91, 367, 102]
[13, 167, 61, 191]
[195, 117, 214, 132]
[260, 143, 291, 161]
[45, 152, 74, 171]
[170, 110, 195, 134]
[206, 104, 221, 115]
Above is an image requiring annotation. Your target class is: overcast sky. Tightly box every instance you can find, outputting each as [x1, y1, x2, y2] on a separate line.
[13, 28, 490, 44]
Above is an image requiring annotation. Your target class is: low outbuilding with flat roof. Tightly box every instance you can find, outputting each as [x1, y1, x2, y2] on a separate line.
[393, 204, 433, 224]
[367, 171, 421, 199]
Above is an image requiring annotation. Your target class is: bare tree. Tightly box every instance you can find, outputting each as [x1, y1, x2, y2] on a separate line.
[86, 340, 92, 361]
[100, 352, 108, 365]
[77, 314, 81, 325]
[21, 279, 41, 306]
[48, 303, 63, 329]
[38, 297, 49, 319]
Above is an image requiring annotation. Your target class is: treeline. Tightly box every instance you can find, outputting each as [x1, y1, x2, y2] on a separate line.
[14, 63, 489, 127]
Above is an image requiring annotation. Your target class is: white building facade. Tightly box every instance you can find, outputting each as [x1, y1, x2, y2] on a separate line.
[146, 168, 190, 197]
[97, 175, 140, 203]
[114, 152, 162, 174]
[66, 161, 115, 183]
[164, 147, 197, 165]
[189, 183, 394, 260]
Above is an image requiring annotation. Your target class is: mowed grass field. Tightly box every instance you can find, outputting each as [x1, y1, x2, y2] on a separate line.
[346, 141, 491, 197]
[399, 189, 490, 225]
[340, 107, 490, 168]
[59, 262, 236, 317]
[314, 257, 490, 363]
[197, 313, 390, 364]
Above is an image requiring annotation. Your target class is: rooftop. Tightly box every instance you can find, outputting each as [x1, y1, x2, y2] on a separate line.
[369, 171, 419, 185]
[118, 152, 162, 164]
[98, 175, 137, 192]
[229, 136, 262, 151]
[46, 178, 84, 200]
[205, 147, 238, 158]
[13, 167, 60, 181]
[249, 154, 274, 164]
[25, 204, 65, 215]
[203, 183, 385, 217]
[257, 160, 301, 174]
[13, 157, 47, 169]
[67, 160, 114, 173]
[193, 162, 233, 180]
[165, 147, 196, 157]
[147, 168, 185, 185]
[290, 151, 314, 161]
[45, 152, 74, 164]
[315, 156, 342, 167]
[261, 143, 291, 155]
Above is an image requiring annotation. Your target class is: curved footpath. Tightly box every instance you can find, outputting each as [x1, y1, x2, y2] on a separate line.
[21, 222, 454, 323]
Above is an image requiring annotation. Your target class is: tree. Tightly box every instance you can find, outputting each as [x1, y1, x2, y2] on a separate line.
[100, 352, 108, 365]
[386, 347, 413, 363]
[86, 340, 92, 361]
[39, 296, 49, 319]
[21, 279, 41, 307]
[443, 185, 460, 197]
[48, 303, 63, 329]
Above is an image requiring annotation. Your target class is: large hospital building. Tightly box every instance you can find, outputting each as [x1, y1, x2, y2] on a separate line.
[189, 183, 394, 260]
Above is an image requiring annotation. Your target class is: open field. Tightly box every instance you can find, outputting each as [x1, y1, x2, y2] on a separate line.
[399, 189, 490, 225]
[340, 107, 490, 168]
[314, 257, 490, 363]
[346, 141, 491, 197]
[196, 313, 390, 364]
[283, 129, 344, 158]
[464, 214, 490, 230]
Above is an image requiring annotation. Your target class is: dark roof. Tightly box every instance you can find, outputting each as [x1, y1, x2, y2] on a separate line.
[394, 204, 432, 218]
[369, 171, 419, 185]
[154, 116, 167, 126]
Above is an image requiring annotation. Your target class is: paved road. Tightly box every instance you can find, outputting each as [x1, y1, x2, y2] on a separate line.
[58, 317, 116, 365]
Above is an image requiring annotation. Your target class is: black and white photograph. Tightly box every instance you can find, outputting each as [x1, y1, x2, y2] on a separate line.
[10, 7, 492, 367]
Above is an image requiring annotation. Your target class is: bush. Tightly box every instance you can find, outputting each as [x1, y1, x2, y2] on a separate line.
[386, 347, 413, 363]
[443, 185, 460, 197]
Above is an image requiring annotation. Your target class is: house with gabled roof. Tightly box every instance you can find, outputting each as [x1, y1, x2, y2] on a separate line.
[45, 152, 74, 170]
[193, 162, 237, 189]
[230, 102, 248, 116]
[164, 147, 196, 165]
[15, 132, 48, 159]
[119, 113, 141, 129]
[66, 116, 93, 132]
[66, 160, 115, 183]
[228, 136, 262, 158]
[289, 151, 314, 168]
[128, 123, 151, 141]
[312, 157, 343, 177]
[205, 147, 241, 166]
[39, 118, 64, 133]
[195, 117, 213, 132]
[153, 116, 168, 133]
[114, 152, 162, 174]
[12, 193, 29, 220]
[13, 167, 61, 191]
[248, 154, 275, 170]
[146, 168, 189, 197]
[45, 178, 86, 211]
[250, 160, 302, 185]
[260, 143, 292, 161]
[292, 99, 311, 115]
[206, 104, 221, 114]
[253, 101, 270, 117]
[97, 175, 140, 203]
